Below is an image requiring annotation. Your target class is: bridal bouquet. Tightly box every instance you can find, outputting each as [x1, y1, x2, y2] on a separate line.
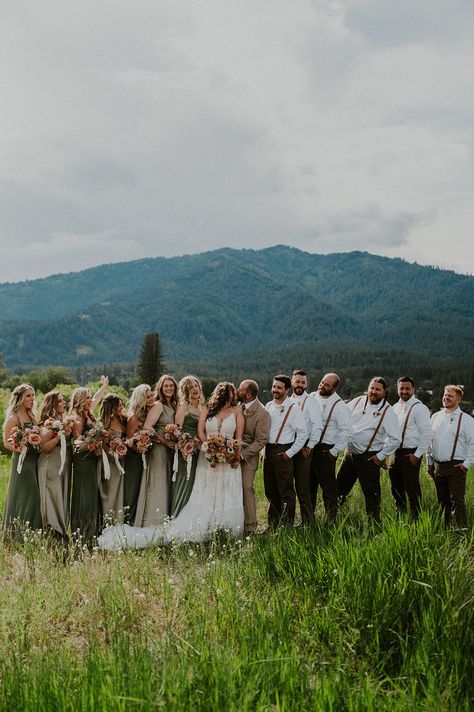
[201, 433, 240, 468]
[74, 422, 107, 456]
[8, 424, 42, 473]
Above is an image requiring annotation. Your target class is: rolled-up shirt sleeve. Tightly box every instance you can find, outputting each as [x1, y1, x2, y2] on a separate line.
[377, 409, 401, 461]
[287, 407, 307, 459]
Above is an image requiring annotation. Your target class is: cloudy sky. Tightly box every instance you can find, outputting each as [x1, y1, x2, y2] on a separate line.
[1, 0, 473, 282]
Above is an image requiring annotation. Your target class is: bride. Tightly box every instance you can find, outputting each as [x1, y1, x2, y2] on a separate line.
[98, 382, 245, 550]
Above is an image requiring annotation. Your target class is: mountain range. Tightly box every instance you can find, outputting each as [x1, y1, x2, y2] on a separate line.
[0, 245, 472, 370]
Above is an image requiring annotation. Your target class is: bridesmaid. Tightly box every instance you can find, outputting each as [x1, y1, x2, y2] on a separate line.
[2, 384, 43, 540]
[124, 384, 154, 524]
[170, 376, 204, 517]
[99, 393, 127, 526]
[37, 391, 73, 538]
[135, 374, 178, 526]
[70, 376, 108, 545]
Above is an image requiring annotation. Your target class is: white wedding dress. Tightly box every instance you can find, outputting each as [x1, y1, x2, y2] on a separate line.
[98, 413, 244, 550]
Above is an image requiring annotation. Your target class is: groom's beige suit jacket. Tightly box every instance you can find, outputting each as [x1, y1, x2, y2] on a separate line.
[241, 399, 270, 468]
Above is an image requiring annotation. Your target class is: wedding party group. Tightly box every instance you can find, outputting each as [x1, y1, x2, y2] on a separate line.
[2, 369, 473, 551]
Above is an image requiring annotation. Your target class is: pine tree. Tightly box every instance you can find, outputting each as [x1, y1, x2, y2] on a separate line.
[136, 333, 164, 387]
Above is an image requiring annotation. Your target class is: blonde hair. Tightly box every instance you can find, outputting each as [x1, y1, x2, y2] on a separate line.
[69, 387, 92, 417]
[154, 374, 178, 410]
[38, 391, 64, 424]
[178, 375, 204, 408]
[444, 384, 464, 399]
[128, 384, 151, 424]
[4, 383, 36, 433]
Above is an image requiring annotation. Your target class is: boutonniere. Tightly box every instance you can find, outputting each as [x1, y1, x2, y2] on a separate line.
[244, 409, 256, 418]
[279, 406, 285, 414]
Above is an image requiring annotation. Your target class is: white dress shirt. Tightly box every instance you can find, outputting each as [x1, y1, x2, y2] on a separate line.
[266, 396, 307, 459]
[290, 391, 322, 449]
[311, 391, 352, 457]
[347, 396, 401, 460]
[428, 407, 474, 469]
[392, 395, 432, 458]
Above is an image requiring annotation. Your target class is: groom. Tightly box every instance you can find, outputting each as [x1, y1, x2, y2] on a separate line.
[237, 379, 270, 535]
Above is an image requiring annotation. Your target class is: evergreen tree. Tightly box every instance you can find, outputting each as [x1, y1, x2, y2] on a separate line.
[137, 333, 164, 387]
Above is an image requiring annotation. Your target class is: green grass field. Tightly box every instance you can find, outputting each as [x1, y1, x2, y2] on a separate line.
[0, 454, 472, 711]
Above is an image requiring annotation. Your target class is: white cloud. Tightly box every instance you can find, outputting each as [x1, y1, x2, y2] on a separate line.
[1, 0, 474, 282]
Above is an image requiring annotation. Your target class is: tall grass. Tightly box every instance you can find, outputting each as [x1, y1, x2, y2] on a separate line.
[0, 454, 472, 711]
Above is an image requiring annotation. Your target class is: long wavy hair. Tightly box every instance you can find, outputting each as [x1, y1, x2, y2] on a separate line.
[178, 375, 204, 408]
[100, 393, 127, 430]
[206, 382, 237, 420]
[69, 387, 95, 422]
[154, 374, 178, 410]
[38, 391, 65, 424]
[128, 384, 151, 425]
[4, 383, 36, 433]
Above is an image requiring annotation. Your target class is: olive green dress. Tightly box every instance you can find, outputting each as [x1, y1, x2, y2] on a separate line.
[135, 405, 174, 526]
[3, 425, 42, 541]
[71, 422, 101, 544]
[170, 411, 199, 517]
[37, 438, 72, 537]
[99, 429, 125, 526]
[123, 447, 144, 525]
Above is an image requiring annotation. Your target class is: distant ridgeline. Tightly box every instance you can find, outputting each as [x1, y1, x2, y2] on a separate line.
[0, 245, 473, 397]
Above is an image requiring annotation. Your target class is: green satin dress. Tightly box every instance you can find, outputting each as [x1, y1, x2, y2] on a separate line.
[123, 447, 144, 525]
[170, 411, 199, 517]
[3, 425, 42, 541]
[71, 422, 101, 544]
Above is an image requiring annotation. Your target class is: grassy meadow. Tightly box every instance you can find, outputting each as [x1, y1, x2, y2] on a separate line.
[0, 454, 473, 711]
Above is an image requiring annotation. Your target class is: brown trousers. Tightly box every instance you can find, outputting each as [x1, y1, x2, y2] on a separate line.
[432, 460, 467, 528]
[264, 443, 296, 526]
[388, 448, 422, 518]
[336, 451, 381, 520]
[292, 450, 315, 524]
[310, 444, 338, 521]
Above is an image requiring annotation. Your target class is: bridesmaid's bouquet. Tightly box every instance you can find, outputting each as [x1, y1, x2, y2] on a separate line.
[8, 424, 42, 450]
[201, 434, 240, 468]
[126, 429, 154, 454]
[163, 423, 183, 443]
[74, 422, 107, 456]
[105, 435, 128, 477]
[42, 416, 75, 476]
[8, 424, 42, 474]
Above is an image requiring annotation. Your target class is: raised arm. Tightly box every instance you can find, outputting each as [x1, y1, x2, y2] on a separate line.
[127, 414, 141, 438]
[91, 375, 109, 410]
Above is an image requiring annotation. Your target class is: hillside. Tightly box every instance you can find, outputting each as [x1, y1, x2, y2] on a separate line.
[0, 246, 472, 368]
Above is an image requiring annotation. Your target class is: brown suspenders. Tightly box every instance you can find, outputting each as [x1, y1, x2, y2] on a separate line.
[400, 401, 420, 448]
[275, 404, 294, 444]
[318, 398, 342, 444]
[450, 413, 463, 461]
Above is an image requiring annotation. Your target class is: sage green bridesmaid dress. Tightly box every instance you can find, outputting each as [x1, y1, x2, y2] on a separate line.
[99, 429, 125, 525]
[170, 411, 199, 517]
[3, 423, 42, 541]
[135, 405, 174, 526]
[37, 439, 72, 537]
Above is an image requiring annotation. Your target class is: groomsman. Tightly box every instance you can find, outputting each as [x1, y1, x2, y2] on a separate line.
[237, 379, 270, 535]
[389, 376, 431, 519]
[310, 373, 351, 521]
[290, 369, 322, 524]
[336, 377, 401, 521]
[427, 384, 474, 528]
[264, 375, 307, 526]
